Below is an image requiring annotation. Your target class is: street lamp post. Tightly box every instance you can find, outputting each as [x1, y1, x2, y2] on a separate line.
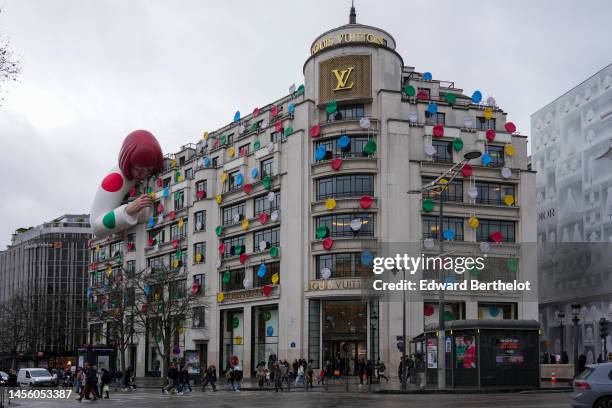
[571, 302, 581, 377]
[408, 149, 481, 390]
[557, 311, 565, 356]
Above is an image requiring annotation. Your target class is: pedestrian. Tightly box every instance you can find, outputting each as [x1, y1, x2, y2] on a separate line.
[377, 360, 389, 382]
[113, 368, 122, 391]
[407, 355, 415, 383]
[233, 363, 243, 392]
[76, 363, 98, 402]
[549, 353, 556, 364]
[201, 365, 217, 391]
[578, 354, 587, 373]
[365, 360, 373, 385]
[123, 366, 134, 391]
[257, 361, 266, 388]
[93, 366, 101, 399]
[273, 362, 283, 392]
[357, 358, 365, 386]
[101, 368, 111, 399]
[162, 362, 179, 394]
[561, 351, 569, 364]
[179, 365, 192, 394]
[295, 361, 305, 387]
[75, 367, 84, 394]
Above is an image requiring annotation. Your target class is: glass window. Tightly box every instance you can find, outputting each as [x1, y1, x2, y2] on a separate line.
[212, 157, 218, 168]
[170, 219, 188, 240]
[222, 202, 245, 226]
[227, 133, 234, 145]
[254, 227, 280, 252]
[174, 190, 185, 210]
[432, 140, 452, 163]
[261, 158, 274, 177]
[327, 104, 364, 122]
[476, 219, 516, 242]
[193, 306, 205, 328]
[316, 174, 374, 200]
[196, 180, 207, 196]
[163, 177, 171, 188]
[239, 144, 250, 156]
[422, 177, 463, 203]
[169, 250, 187, 270]
[422, 216, 464, 240]
[192, 274, 205, 297]
[477, 117, 496, 131]
[185, 167, 193, 180]
[487, 145, 505, 168]
[147, 255, 166, 274]
[110, 241, 123, 257]
[125, 260, 135, 276]
[220, 268, 245, 292]
[169, 280, 186, 299]
[148, 228, 165, 244]
[127, 233, 136, 251]
[314, 135, 374, 159]
[271, 130, 283, 143]
[193, 242, 205, 263]
[194, 210, 206, 232]
[221, 235, 245, 259]
[254, 261, 279, 287]
[308, 300, 321, 368]
[254, 191, 281, 217]
[418, 88, 430, 99]
[228, 170, 241, 192]
[315, 213, 374, 238]
[475, 182, 516, 205]
[316, 252, 371, 279]
[426, 112, 446, 125]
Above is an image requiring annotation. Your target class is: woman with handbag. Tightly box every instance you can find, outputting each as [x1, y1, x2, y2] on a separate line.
[100, 368, 111, 399]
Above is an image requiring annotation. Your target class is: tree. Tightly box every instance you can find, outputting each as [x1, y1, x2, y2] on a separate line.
[0, 8, 21, 104]
[86, 260, 140, 375]
[131, 258, 208, 377]
[87, 254, 207, 377]
[0, 288, 46, 369]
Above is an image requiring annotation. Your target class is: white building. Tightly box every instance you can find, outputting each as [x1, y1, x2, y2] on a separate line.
[88, 7, 537, 379]
[532, 63, 612, 363]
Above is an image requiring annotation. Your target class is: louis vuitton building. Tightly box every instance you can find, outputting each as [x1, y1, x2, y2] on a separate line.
[87, 6, 537, 379]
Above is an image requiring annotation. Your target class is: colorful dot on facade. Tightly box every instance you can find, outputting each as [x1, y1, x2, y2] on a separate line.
[102, 211, 116, 229]
[101, 172, 124, 192]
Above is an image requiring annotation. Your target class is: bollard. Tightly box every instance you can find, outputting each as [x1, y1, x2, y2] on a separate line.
[551, 371, 557, 385]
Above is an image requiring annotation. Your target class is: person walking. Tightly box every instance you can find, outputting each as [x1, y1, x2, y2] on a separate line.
[357, 358, 365, 387]
[123, 366, 134, 391]
[77, 363, 98, 402]
[75, 367, 84, 394]
[113, 368, 122, 391]
[365, 360, 373, 386]
[295, 361, 305, 387]
[179, 365, 192, 394]
[273, 362, 283, 392]
[376, 360, 389, 382]
[202, 365, 217, 392]
[233, 363, 243, 392]
[162, 362, 179, 394]
[100, 368, 111, 399]
[306, 359, 314, 389]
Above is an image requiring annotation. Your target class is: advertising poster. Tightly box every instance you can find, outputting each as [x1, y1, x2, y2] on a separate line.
[184, 350, 201, 375]
[97, 355, 109, 371]
[496, 338, 525, 365]
[427, 339, 438, 368]
[455, 336, 476, 368]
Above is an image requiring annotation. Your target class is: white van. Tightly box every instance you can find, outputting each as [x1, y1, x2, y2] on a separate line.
[17, 368, 55, 387]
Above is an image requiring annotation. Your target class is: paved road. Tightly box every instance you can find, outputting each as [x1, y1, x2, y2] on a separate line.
[4, 388, 574, 407]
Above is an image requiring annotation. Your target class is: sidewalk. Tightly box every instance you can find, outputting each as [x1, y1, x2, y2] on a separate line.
[131, 376, 572, 393]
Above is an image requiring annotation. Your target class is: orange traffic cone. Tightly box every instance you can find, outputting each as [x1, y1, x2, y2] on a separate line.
[551, 371, 557, 385]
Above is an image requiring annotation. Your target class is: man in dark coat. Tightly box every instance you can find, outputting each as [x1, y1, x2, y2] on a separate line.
[77, 363, 98, 402]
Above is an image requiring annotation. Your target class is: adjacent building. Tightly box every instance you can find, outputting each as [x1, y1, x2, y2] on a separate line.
[88, 7, 537, 380]
[532, 63, 612, 363]
[0, 214, 91, 369]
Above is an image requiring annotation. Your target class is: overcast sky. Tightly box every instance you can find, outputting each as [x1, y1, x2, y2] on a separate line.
[0, 0, 611, 249]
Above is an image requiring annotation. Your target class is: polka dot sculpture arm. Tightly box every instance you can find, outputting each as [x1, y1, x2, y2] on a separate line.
[90, 166, 139, 238]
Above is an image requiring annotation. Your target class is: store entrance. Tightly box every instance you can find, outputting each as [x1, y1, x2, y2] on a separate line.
[321, 300, 368, 376]
[325, 340, 367, 376]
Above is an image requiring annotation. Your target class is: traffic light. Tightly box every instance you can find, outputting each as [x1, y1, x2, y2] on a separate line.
[599, 318, 609, 338]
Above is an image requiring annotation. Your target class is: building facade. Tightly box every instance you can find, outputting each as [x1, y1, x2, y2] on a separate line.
[532, 63, 612, 363]
[0, 214, 91, 368]
[88, 9, 537, 379]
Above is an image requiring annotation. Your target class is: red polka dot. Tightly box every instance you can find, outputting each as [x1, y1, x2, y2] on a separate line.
[101, 173, 124, 192]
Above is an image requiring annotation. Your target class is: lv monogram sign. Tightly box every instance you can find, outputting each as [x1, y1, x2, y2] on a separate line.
[332, 67, 354, 91]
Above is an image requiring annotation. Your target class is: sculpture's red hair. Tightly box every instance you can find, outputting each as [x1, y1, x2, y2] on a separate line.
[118, 130, 163, 180]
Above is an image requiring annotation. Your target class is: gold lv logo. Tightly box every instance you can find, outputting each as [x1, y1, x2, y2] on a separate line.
[332, 67, 354, 91]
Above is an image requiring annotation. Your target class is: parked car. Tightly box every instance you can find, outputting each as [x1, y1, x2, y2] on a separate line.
[572, 362, 612, 408]
[16, 368, 56, 387]
[0, 370, 8, 386]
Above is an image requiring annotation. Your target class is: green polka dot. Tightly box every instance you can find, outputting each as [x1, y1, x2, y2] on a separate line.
[102, 211, 116, 229]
